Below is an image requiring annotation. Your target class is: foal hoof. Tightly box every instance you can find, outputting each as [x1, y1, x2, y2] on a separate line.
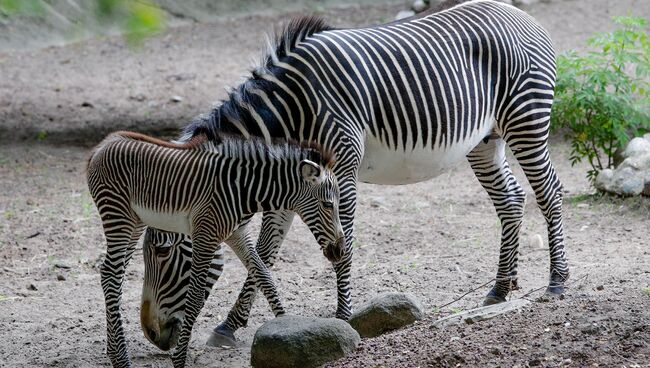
[206, 324, 238, 348]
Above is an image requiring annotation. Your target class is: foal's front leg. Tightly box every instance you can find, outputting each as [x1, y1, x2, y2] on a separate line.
[100, 221, 143, 368]
[171, 222, 222, 368]
[226, 224, 286, 317]
[215, 211, 294, 338]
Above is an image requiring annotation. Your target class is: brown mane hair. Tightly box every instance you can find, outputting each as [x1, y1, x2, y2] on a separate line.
[115, 130, 208, 149]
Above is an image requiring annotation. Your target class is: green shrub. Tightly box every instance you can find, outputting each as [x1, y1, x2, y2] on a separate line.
[0, 0, 164, 46]
[552, 16, 650, 183]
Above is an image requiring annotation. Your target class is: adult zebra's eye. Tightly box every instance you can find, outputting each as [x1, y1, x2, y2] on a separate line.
[156, 246, 172, 256]
[322, 201, 334, 209]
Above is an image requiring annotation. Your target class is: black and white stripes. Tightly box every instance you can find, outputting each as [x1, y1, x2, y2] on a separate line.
[143, 0, 568, 344]
[87, 132, 345, 367]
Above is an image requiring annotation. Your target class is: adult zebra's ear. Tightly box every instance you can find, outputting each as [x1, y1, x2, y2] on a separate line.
[299, 159, 322, 184]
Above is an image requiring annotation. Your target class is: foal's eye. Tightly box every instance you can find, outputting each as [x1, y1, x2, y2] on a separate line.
[322, 201, 334, 209]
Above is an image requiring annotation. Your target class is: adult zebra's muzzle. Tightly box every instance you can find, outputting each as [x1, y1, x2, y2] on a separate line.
[323, 236, 346, 263]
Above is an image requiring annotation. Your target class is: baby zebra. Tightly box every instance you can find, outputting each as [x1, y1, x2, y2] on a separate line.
[86, 131, 345, 368]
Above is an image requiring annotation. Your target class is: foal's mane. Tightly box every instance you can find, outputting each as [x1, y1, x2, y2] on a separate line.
[116, 130, 208, 149]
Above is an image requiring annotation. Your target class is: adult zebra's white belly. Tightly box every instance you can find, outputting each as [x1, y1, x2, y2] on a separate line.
[358, 125, 493, 185]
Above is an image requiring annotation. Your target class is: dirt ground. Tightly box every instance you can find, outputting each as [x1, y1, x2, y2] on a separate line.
[1, 0, 649, 367]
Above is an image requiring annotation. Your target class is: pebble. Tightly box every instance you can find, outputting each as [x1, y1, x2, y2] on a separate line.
[170, 95, 183, 103]
[57, 274, 66, 281]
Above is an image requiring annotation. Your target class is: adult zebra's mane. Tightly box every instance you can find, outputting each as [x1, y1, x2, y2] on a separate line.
[181, 16, 333, 144]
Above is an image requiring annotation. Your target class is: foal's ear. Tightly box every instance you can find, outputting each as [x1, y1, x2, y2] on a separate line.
[299, 160, 322, 183]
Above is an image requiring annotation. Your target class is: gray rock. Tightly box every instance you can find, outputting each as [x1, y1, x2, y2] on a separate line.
[349, 292, 424, 338]
[644, 133, 650, 143]
[395, 10, 415, 21]
[250, 315, 360, 368]
[623, 137, 650, 159]
[595, 167, 645, 196]
[412, 0, 428, 13]
[619, 153, 650, 171]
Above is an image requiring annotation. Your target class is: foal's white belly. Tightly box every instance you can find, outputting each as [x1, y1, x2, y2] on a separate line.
[358, 124, 494, 185]
[132, 204, 191, 235]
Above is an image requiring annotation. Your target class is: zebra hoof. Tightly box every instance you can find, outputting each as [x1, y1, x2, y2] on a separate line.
[206, 325, 237, 348]
[483, 287, 507, 306]
[482, 295, 506, 306]
[544, 284, 565, 298]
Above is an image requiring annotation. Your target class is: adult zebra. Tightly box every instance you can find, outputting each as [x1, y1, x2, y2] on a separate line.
[143, 0, 569, 347]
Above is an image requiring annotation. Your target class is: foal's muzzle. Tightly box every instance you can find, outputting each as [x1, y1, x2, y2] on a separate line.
[323, 236, 346, 263]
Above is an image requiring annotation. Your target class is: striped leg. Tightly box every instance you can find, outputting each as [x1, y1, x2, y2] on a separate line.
[467, 136, 526, 305]
[503, 111, 569, 295]
[100, 219, 142, 368]
[216, 210, 295, 337]
[332, 175, 357, 320]
[226, 224, 286, 318]
[171, 221, 222, 368]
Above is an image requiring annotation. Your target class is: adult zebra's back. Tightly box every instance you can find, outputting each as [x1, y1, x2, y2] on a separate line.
[145, 0, 569, 346]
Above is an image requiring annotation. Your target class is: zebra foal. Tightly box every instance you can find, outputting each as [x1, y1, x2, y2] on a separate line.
[86, 131, 344, 367]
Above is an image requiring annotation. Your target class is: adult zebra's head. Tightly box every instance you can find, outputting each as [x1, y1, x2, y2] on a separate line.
[140, 229, 223, 351]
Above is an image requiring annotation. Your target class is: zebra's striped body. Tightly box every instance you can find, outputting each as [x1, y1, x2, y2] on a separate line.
[86, 131, 344, 367]
[144, 0, 569, 344]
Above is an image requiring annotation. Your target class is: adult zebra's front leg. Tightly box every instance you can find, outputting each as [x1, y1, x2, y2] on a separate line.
[467, 135, 526, 305]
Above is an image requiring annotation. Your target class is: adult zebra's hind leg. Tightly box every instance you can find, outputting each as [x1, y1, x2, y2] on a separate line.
[468, 135, 526, 305]
[502, 104, 569, 296]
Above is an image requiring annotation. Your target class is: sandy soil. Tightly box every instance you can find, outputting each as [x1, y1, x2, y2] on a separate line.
[1, 0, 649, 367]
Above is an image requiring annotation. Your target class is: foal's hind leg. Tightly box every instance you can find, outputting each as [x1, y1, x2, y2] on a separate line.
[468, 135, 526, 305]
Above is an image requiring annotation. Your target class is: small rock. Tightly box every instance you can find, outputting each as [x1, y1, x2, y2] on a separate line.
[596, 285, 604, 291]
[595, 167, 645, 196]
[251, 315, 360, 368]
[80, 101, 94, 108]
[349, 292, 424, 338]
[170, 95, 183, 103]
[27, 284, 37, 291]
[623, 137, 650, 159]
[512, 0, 538, 6]
[529, 234, 544, 249]
[54, 262, 71, 269]
[412, 0, 428, 13]
[128, 94, 147, 102]
[369, 197, 388, 209]
[619, 154, 650, 171]
[395, 10, 415, 21]
[56, 274, 66, 281]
